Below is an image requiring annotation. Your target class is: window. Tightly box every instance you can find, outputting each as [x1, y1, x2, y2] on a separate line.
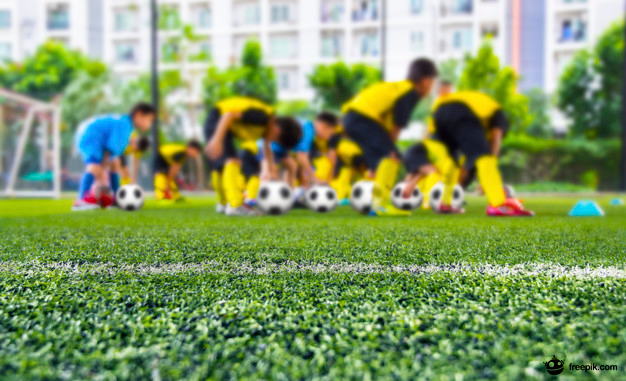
[481, 24, 498, 38]
[234, 2, 261, 26]
[559, 18, 586, 42]
[160, 6, 181, 30]
[321, 31, 343, 57]
[193, 5, 211, 29]
[270, 4, 291, 24]
[0, 10, 11, 30]
[410, 0, 423, 15]
[191, 40, 211, 61]
[442, 0, 473, 16]
[353, 30, 379, 57]
[410, 30, 424, 52]
[452, 28, 472, 51]
[161, 41, 179, 63]
[276, 69, 296, 91]
[321, 0, 344, 23]
[115, 42, 137, 63]
[0, 43, 11, 61]
[114, 8, 137, 32]
[270, 34, 297, 59]
[352, 0, 379, 22]
[48, 5, 69, 30]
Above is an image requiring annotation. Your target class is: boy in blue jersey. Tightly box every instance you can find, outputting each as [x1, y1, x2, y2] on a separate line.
[72, 103, 156, 211]
[242, 113, 340, 206]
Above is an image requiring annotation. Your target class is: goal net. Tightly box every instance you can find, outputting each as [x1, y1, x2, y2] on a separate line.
[0, 89, 61, 198]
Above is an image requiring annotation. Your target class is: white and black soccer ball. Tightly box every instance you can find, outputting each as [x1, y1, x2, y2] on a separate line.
[306, 185, 338, 213]
[429, 182, 464, 212]
[391, 182, 423, 211]
[116, 184, 144, 211]
[350, 180, 375, 214]
[257, 181, 294, 215]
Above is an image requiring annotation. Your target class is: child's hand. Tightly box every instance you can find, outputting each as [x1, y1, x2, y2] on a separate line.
[402, 174, 419, 199]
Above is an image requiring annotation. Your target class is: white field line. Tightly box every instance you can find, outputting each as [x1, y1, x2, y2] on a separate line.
[0, 261, 625, 279]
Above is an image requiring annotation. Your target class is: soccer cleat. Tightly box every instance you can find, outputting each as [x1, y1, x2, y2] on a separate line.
[216, 203, 227, 214]
[244, 198, 258, 208]
[435, 204, 465, 215]
[71, 198, 101, 212]
[338, 198, 351, 206]
[370, 203, 412, 217]
[225, 205, 261, 216]
[487, 198, 535, 217]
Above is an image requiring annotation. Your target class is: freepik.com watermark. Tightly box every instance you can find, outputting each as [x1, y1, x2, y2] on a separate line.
[569, 363, 618, 372]
[543, 355, 619, 375]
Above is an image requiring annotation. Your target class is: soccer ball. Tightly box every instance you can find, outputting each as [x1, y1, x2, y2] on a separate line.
[306, 185, 338, 213]
[429, 182, 464, 212]
[116, 184, 144, 211]
[257, 181, 294, 215]
[391, 182, 423, 211]
[350, 180, 375, 214]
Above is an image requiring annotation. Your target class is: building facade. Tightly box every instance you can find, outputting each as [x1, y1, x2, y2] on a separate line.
[0, 0, 621, 102]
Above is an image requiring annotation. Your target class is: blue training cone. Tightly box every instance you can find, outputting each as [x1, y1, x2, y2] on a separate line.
[569, 200, 605, 217]
[610, 198, 624, 206]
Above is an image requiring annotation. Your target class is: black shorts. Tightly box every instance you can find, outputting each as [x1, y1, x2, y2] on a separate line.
[119, 155, 128, 168]
[343, 111, 398, 171]
[433, 103, 492, 169]
[403, 143, 430, 174]
[240, 148, 260, 179]
[154, 154, 170, 174]
[203, 108, 237, 171]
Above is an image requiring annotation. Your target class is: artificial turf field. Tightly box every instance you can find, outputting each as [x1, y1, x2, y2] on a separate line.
[0, 195, 625, 380]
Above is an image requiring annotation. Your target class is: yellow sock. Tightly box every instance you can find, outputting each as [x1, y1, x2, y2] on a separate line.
[223, 162, 244, 208]
[154, 173, 167, 201]
[211, 171, 227, 206]
[314, 157, 333, 182]
[476, 155, 506, 207]
[330, 167, 353, 200]
[374, 158, 400, 205]
[121, 177, 131, 186]
[442, 165, 460, 205]
[246, 175, 260, 200]
[419, 172, 442, 209]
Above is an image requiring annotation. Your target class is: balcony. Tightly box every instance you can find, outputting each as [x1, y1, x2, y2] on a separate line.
[321, 0, 344, 24]
[47, 7, 69, 31]
[439, 0, 473, 17]
[351, 0, 379, 23]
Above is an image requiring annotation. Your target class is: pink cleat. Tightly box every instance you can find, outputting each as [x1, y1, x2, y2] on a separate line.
[487, 198, 535, 217]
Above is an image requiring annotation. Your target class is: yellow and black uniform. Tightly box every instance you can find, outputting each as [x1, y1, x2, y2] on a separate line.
[203, 97, 275, 170]
[203, 97, 274, 209]
[154, 143, 187, 201]
[120, 131, 142, 168]
[429, 91, 509, 168]
[425, 91, 510, 207]
[342, 80, 419, 170]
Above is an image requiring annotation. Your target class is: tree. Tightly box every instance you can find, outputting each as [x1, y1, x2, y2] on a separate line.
[0, 41, 105, 101]
[524, 88, 552, 138]
[203, 40, 277, 109]
[458, 39, 531, 134]
[308, 62, 380, 112]
[557, 21, 623, 139]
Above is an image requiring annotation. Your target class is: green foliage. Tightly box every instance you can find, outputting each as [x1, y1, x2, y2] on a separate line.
[458, 39, 531, 133]
[158, 4, 182, 30]
[1, 197, 626, 379]
[308, 62, 380, 111]
[524, 88, 552, 138]
[499, 134, 621, 189]
[275, 100, 316, 120]
[557, 21, 624, 139]
[0, 41, 106, 100]
[203, 40, 277, 108]
[438, 59, 460, 84]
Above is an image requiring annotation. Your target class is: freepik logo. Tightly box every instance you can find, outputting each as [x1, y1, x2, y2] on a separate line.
[543, 355, 619, 376]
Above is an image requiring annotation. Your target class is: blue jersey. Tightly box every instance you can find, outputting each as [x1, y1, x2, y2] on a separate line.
[75, 115, 134, 163]
[257, 120, 315, 161]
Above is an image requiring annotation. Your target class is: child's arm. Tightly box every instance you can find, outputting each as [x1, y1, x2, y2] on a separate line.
[282, 156, 298, 188]
[165, 163, 181, 192]
[490, 128, 503, 157]
[402, 173, 421, 199]
[295, 152, 316, 185]
[262, 139, 278, 180]
[206, 112, 239, 160]
[131, 155, 141, 184]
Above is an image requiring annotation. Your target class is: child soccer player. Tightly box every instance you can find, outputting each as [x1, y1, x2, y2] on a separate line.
[341, 58, 438, 215]
[402, 91, 534, 216]
[204, 96, 302, 216]
[154, 140, 203, 201]
[72, 103, 155, 211]
[118, 133, 150, 185]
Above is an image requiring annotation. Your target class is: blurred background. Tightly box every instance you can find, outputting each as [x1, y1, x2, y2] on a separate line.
[0, 0, 623, 196]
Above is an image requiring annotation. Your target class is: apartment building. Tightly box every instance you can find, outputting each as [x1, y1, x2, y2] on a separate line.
[0, 0, 622, 101]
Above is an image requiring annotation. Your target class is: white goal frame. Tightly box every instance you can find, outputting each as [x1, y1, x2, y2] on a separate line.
[0, 88, 61, 199]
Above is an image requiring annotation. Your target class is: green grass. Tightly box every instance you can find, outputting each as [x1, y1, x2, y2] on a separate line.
[1, 196, 625, 380]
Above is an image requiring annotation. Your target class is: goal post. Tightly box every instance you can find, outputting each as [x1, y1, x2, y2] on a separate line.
[0, 88, 61, 199]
